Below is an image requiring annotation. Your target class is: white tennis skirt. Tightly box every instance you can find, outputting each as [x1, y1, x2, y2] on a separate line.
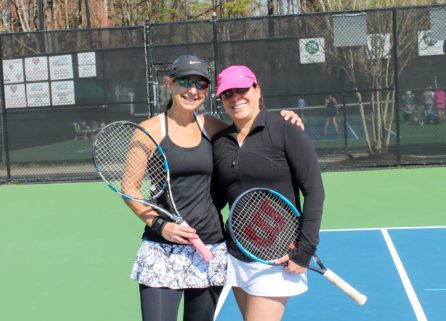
[130, 240, 227, 289]
[226, 254, 308, 297]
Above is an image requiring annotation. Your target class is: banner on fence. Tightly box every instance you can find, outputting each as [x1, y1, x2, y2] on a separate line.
[418, 30, 445, 56]
[299, 38, 325, 64]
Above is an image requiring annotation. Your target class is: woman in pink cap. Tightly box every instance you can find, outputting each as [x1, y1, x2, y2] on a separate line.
[212, 65, 324, 321]
[122, 56, 303, 321]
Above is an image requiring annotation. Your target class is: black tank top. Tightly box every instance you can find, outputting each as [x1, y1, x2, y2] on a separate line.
[142, 114, 225, 244]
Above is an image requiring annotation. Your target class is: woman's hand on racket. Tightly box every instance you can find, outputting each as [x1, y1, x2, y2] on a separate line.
[276, 255, 308, 274]
[161, 222, 199, 244]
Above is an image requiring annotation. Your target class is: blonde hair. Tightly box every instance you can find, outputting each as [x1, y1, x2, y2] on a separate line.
[163, 76, 175, 110]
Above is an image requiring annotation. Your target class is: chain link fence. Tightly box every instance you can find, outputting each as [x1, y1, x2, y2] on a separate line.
[1, 5, 446, 183]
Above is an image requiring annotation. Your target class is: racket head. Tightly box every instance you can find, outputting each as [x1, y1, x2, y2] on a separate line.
[228, 188, 301, 264]
[93, 121, 168, 202]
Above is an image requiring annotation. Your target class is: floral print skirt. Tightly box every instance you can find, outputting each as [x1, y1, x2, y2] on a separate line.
[130, 240, 227, 289]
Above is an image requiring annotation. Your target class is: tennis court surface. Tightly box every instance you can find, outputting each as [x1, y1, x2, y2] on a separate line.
[1, 167, 445, 321]
[215, 227, 446, 321]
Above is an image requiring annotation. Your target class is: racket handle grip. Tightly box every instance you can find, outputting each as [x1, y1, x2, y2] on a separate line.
[180, 221, 213, 262]
[323, 269, 368, 305]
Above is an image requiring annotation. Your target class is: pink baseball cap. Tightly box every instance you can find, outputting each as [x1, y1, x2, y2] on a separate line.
[216, 65, 257, 96]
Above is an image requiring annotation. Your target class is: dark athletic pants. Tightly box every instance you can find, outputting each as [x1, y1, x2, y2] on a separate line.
[139, 284, 223, 321]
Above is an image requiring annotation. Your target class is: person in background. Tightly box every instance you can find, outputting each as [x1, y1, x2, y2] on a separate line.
[434, 87, 445, 121]
[402, 90, 416, 121]
[124, 55, 304, 321]
[297, 96, 306, 122]
[212, 65, 325, 321]
[323, 95, 339, 135]
[423, 87, 435, 113]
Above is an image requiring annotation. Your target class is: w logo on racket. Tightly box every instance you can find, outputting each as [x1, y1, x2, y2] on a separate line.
[229, 188, 301, 261]
[229, 188, 368, 305]
[244, 199, 286, 247]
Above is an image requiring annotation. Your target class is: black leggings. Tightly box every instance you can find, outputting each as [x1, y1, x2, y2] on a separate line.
[139, 284, 223, 321]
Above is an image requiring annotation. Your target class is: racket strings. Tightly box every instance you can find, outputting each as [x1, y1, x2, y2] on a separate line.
[94, 122, 167, 200]
[231, 190, 301, 261]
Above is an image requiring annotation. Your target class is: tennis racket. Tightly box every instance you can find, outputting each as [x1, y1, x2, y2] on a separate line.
[228, 188, 367, 305]
[92, 121, 213, 262]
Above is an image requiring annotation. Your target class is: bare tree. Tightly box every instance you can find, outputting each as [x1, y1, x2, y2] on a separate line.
[11, 0, 35, 31]
[309, 8, 428, 154]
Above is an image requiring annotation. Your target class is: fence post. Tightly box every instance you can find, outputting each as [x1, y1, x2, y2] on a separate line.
[84, 0, 91, 29]
[392, 7, 401, 164]
[341, 92, 349, 156]
[211, 12, 223, 118]
[38, 0, 45, 30]
[0, 35, 11, 181]
[144, 20, 156, 117]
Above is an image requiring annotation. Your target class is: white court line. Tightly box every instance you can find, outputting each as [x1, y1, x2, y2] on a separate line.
[77, 147, 92, 153]
[346, 122, 359, 139]
[213, 285, 231, 321]
[381, 228, 427, 321]
[321, 225, 446, 232]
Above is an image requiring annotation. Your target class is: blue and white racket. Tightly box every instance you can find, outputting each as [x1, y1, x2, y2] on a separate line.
[93, 121, 213, 262]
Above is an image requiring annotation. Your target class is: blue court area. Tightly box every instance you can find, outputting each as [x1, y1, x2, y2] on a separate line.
[215, 227, 446, 321]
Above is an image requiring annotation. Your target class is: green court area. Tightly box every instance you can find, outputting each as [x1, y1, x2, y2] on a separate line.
[7, 139, 93, 162]
[1, 167, 445, 321]
[399, 121, 446, 145]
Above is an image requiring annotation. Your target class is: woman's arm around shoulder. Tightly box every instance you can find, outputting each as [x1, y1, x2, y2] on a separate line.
[199, 114, 229, 140]
[138, 114, 164, 143]
[199, 109, 304, 139]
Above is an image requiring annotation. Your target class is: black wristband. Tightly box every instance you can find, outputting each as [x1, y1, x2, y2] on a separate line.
[289, 245, 313, 267]
[150, 216, 168, 237]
